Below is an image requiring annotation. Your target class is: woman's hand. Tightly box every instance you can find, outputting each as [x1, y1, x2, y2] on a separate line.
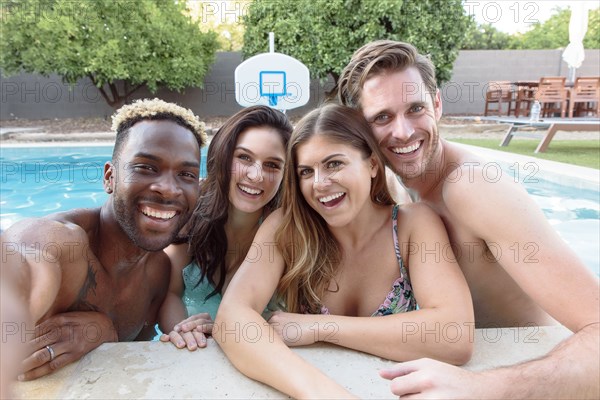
[159, 312, 213, 351]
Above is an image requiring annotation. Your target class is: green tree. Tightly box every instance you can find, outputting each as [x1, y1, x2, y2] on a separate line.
[187, 0, 249, 51]
[0, 0, 219, 107]
[242, 0, 470, 85]
[509, 7, 599, 50]
[462, 22, 513, 50]
[585, 8, 600, 49]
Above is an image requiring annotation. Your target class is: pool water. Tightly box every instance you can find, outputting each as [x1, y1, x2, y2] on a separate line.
[1, 146, 207, 228]
[1, 145, 598, 275]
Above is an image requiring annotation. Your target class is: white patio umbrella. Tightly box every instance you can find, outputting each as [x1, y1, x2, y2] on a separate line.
[561, 3, 589, 82]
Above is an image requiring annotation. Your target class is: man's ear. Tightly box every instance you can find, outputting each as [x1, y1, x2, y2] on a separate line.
[434, 88, 443, 121]
[104, 162, 114, 194]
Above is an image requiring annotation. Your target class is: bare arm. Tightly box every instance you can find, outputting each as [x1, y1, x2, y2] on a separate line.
[489, 322, 599, 398]
[1, 218, 88, 324]
[158, 244, 212, 350]
[382, 323, 599, 399]
[158, 243, 189, 333]
[269, 204, 474, 364]
[2, 218, 110, 380]
[215, 210, 355, 398]
[1, 258, 31, 394]
[448, 174, 599, 332]
[382, 171, 600, 398]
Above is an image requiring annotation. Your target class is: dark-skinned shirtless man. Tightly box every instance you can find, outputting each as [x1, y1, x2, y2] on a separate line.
[1, 98, 206, 382]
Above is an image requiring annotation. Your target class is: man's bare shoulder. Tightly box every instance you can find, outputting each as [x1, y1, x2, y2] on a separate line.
[397, 202, 439, 224]
[442, 162, 529, 206]
[438, 145, 527, 207]
[2, 208, 101, 244]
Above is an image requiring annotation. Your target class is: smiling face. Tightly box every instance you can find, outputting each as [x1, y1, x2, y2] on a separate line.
[104, 120, 200, 251]
[360, 67, 443, 181]
[296, 135, 378, 228]
[228, 126, 286, 215]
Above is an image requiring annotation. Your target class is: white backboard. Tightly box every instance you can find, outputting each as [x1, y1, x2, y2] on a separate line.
[235, 52, 310, 110]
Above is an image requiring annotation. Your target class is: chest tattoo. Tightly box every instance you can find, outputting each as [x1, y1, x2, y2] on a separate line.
[69, 263, 100, 312]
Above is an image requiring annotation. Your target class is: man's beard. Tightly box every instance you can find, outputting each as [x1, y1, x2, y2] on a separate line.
[112, 194, 187, 252]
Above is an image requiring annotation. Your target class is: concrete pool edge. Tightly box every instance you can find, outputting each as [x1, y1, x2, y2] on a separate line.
[12, 325, 573, 400]
[452, 143, 599, 191]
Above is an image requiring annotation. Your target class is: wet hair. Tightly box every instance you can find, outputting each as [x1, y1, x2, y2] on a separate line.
[337, 40, 437, 108]
[188, 105, 292, 299]
[110, 98, 207, 160]
[275, 103, 394, 313]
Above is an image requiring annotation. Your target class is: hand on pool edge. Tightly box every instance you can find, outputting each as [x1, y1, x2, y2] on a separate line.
[379, 358, 489, 399]
[19, 311, 117, 381]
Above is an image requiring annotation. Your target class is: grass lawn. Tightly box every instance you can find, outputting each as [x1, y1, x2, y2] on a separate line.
[447, 138, 600, 169]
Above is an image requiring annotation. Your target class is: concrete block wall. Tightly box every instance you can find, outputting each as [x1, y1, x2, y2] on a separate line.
[0, 52, 335, 120]
[1, 49, 599, 120]
[442, 49, 600, 114]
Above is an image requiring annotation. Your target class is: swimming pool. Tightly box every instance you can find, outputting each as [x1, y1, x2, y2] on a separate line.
[1, 145, 598, 275]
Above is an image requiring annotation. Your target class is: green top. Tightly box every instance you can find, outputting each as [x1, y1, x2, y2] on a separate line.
[182, 261, 281, 320]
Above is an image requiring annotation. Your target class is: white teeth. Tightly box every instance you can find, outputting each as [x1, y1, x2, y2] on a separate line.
[392, 142, 421, 154]
[142, 206, 176, 220]
[239, 184, 262, 195]
[319, 192, 345, 203]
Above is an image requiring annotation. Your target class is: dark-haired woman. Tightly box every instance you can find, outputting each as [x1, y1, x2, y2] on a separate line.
[158, 105, 292, 350]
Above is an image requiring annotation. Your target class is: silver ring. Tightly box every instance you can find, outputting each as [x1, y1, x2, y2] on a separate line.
[46, 345, 55, 361]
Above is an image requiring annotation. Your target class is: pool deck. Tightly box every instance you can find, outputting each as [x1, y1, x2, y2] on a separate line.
[12, 325, 572, 399]
[454, 143, 599, 191]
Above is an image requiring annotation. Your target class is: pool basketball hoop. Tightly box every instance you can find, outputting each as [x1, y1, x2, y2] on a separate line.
[235, 33, 310, 110]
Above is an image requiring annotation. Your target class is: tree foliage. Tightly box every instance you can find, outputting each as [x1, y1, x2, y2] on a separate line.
[187, 0, 249, 51]
[462, 23, 513, 50]
[242, 0, 470, 85]
[0, 0, 219, 107]
[509, 7, 599, 50]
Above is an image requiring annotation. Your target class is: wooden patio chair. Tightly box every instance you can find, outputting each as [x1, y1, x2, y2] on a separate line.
[568, 77, 600, 118]
[536, 76, 568, 118]
[513, 86, 535, 117]
[484, 81, 514, 116]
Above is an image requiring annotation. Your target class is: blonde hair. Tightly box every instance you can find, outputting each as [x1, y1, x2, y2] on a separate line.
[111, 98, 207, 159]
[275, 104, 394, 313]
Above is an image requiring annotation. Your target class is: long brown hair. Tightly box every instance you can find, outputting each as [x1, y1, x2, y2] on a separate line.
[188, 106, 292, 299]
[275, 104, 394, 313]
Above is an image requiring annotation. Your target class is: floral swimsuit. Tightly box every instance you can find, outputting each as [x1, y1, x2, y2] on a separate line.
[320, 204, 417, 316]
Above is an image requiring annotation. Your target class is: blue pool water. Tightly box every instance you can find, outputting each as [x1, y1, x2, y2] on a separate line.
[1, 145, 207, 226]
[1, 145, 598, 275]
